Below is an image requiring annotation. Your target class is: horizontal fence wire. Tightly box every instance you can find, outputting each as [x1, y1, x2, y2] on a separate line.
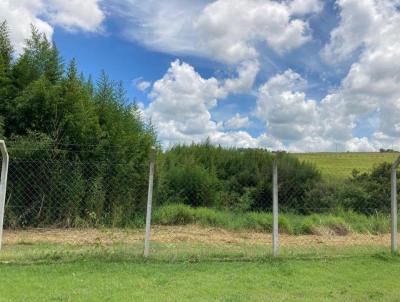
[5, 145, 150, 228]
[2, 144, 400, 258]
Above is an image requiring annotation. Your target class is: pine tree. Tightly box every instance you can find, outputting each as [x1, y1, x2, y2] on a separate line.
[95, 70, 114, 104]
[0, 21, 15, 136]
[13, 26, 63, 90]
[66, 58, 78, 82]
[0, 21, 13, 68]
[58, 59, 100, 146]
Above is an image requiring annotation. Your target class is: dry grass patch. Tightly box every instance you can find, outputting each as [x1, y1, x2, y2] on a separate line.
[3, 225, 394, 248]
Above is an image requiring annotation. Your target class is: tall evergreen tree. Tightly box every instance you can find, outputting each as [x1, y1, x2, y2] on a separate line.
[0, 21, 14, 129]
[12, 26, 63, 90]
[0, 21, 12, 68]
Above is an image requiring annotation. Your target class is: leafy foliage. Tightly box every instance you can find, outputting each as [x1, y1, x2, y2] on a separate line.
[156, 143, 321, 212]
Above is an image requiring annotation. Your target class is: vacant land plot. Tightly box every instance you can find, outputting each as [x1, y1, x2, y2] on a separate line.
[0, 226, 399, 301]
[294, 152, 399, 179]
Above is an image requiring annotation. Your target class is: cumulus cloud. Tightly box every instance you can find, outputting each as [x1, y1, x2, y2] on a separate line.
[45, 0, 105, 32]
[144, 60, 224, 146]
[320, 0, 400, 149]
[289, 0, 323, 15]
[0, 0, 104, 53]
[222, 60, 260, 93]
[126, 0, 400, 151]
[144, 60, 397, 151]
[255, 69, 318, 141]
[0, 0, 53, 53]
[110, 0, 321, 64]
[321, 0, 376, 63]
[143, 59, 281, 149]
[225, 114, 250, 130]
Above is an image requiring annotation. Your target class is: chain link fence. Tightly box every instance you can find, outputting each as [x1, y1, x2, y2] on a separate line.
[1, 142, 400, 259]
[4, 144, 149, 229]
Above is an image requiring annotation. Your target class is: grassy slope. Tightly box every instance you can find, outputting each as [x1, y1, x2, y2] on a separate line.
[152, 204, 393, 235]
[294, 152, 399, 179]
[0, 248, 399, 301]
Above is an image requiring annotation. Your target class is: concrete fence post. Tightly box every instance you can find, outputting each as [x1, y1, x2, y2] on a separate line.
[272, 157, 279, 257]
[391, 156, 400, 254]
[0, 140, 9, 250]
[144, 146, 156, 257]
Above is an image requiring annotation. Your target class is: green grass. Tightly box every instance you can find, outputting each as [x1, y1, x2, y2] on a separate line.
[0, 243, 400, 301]
[294, 152, 399, 179]
[153, 204, 393, 235]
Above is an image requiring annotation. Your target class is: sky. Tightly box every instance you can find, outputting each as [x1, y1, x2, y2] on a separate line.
[1, 0, 400, 152]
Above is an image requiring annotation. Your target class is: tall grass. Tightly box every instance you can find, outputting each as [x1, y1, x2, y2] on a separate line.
[153, 204, 393, 235]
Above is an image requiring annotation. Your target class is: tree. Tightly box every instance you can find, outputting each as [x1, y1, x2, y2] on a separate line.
[12, 26, 63, 91]
[0, 21, 15, 129]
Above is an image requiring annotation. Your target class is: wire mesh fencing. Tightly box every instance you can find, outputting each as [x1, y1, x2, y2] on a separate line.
[1, 143, 400, 259]
[4, 145, 150, 229]
[275, 152, 399, 257]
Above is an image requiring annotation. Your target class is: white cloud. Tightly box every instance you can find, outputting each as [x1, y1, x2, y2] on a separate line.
[144, 59, 281, 149]
[222, 60, 259, 93]
[144, 60, 224, 145]
[145, 61, 396, 152]
[140, 1, 400, 152]
[320, 0, 400, 149]
[45, 0, 105, 32]
[289, 0, 323, 15]
[0, 0, 104, 53]
[255, 69, 318, 141]
[0, 0, 53, 53]
[110, 0, 321, 64]
[134, 78, 151, 91]
[225, 114, 250, 130]
[321, 0, 376, 63]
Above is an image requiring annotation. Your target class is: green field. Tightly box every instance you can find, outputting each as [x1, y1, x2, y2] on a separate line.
[294, 152, 400, 179]
[0, 242, 399, 301]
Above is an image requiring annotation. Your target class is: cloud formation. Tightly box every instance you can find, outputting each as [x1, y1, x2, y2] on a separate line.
[111, 0, 321, 64]
[320, 0, 400, 150]
[0, 0, 104, 52]
[138, 0, 400, 151]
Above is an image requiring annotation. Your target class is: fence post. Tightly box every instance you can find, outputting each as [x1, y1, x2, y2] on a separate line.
[272, 157, 279, 257]
[0, 140, 9, 250]
[144, 146, 156, 257]
[391, 156, 400, 254]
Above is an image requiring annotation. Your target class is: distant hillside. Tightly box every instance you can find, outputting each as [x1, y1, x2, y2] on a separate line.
[294, 152, 400, 179]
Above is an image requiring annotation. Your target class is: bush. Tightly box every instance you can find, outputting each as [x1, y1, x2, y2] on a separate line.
[300, 214, 349, 235]
[153, 204, 195, 225]
[159, 164, 220, 207]
[157, 144, 321, 213]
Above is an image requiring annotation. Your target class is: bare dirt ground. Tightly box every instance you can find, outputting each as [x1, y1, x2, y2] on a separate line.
[3, 225, 393, 247]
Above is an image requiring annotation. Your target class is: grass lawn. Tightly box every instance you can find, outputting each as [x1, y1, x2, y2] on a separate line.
[0, 246, 399, 301]
[0, 227, 398, 301]
[0, 232, 399, 302]
[294, 152, 399, 179]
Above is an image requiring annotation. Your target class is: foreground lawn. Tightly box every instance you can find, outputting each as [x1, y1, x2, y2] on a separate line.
[0, 251, 399, 301]
[0, 238, 399, 301]
[0, 227, 398, 301]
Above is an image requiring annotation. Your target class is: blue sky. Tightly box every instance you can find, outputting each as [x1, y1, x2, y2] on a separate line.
[2, 0, 400, 151]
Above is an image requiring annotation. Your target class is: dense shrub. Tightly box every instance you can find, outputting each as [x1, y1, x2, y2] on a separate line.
[301, 162, 397, 215]
[160, 163, 220, 207]
[156, 143, 321, 213]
